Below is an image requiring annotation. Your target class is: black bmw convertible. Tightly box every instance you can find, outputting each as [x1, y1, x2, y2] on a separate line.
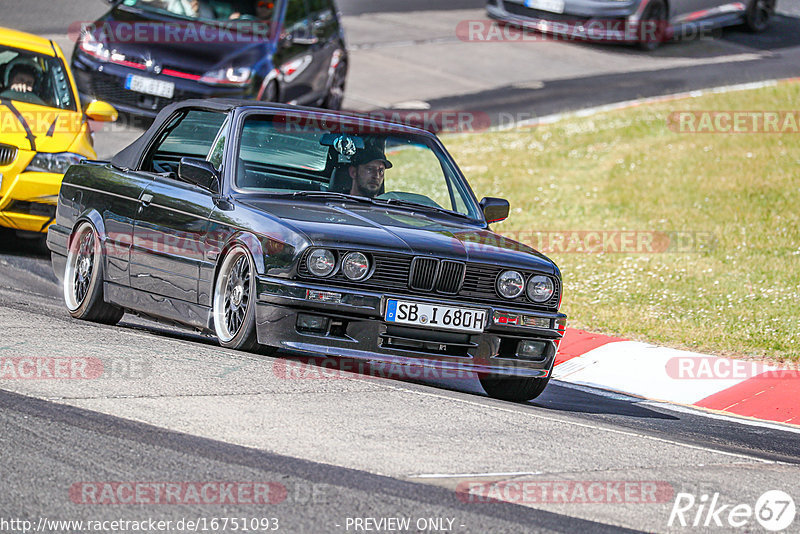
[47, 100, 567, 402]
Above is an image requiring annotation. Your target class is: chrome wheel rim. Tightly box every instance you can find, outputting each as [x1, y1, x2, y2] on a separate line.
[64, 224, 96, 311]
[213, 247, 253, 343]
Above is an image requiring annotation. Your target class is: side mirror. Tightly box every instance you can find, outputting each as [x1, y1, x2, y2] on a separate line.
[85, 100, 118, 122]
[480, 197, 510, 224]
[179, 157, 220, 194]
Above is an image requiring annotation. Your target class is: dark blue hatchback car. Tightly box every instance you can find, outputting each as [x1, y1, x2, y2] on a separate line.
[72, 0, 347, 116]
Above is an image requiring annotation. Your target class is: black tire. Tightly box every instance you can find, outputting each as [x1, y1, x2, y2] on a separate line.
[479, 375, 550, 402]
[261, 80, 278, 102]
[212, 245, 260, 351]
[637, 0, 668, 51]
[322, 63, 346, 110]
[743, 0, 775, 32]
[63, 222, 124, 325]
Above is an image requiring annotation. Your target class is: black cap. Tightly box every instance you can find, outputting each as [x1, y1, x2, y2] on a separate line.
[351, 148, 392, 169]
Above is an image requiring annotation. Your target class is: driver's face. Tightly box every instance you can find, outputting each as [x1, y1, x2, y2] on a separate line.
[255, 0, 274, 19]
[349, 161, 386, 198]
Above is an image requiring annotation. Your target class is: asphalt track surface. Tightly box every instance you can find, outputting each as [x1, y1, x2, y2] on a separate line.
[2, 1, 800, 532]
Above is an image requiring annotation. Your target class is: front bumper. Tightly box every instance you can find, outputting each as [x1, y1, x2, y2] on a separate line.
[72, 52, 255, 117]
[487, 0, 646, 43]
[255, 275, 567, 378]
[0, 168, 61, 233]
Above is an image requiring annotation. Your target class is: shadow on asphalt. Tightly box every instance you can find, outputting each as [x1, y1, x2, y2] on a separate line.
[0, 227, 49, 259]
[531, 383, 679, 420]
[721, 14, 800, 49]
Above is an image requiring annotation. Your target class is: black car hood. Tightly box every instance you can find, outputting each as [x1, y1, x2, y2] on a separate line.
[92, 6, 273, 74]
[240, 198, 557, 274]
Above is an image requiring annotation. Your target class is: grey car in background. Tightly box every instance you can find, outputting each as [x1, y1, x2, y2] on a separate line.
[487, 0, 776, 49]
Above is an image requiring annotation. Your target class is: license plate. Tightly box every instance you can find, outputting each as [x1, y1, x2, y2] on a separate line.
[384, 299, 487, 334]
[525, 0, 565, 13]
[125, 75, 175, 99]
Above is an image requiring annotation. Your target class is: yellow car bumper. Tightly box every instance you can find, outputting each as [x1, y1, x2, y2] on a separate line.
[0, 170, 63, 233]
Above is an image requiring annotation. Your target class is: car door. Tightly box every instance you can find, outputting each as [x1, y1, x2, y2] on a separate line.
[129, 109, 228, 304]
[78, 165, 155, 287]
[273, 0, 318, 103]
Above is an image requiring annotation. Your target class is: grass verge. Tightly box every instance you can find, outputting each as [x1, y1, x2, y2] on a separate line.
[444, 81, 800, 363]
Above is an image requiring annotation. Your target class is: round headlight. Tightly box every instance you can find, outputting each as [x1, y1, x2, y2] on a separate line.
[497, 270, 524, 299]
[527, 275, 555, 302]
[306, 249, 336, 277]
[341, 251, 370, 281]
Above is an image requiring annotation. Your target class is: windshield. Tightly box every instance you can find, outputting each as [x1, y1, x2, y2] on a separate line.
[234, 114, 482, 220]
[0, 46, 76, 111]
[121, 0, 278, 23]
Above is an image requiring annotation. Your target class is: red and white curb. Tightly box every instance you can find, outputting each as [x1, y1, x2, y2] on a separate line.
[553, 329, 800, 428]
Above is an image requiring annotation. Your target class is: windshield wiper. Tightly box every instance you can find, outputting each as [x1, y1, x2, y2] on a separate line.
[372, 198, 473, 220]
[289, 191, 374, 204]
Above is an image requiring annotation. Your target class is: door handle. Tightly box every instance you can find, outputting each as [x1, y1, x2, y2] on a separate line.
[140, 193, 153, 207]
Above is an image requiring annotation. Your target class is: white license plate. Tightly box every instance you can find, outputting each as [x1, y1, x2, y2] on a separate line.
[384, 299, 487, 334]
[525, 0, 565, 13]
[125, 75, 175, 99]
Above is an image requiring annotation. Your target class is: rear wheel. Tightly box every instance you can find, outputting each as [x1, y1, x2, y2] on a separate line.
[637, 0, 668, 51]
[743, 0, 775, 32]
[63, 222, 123, 324]
[479, 375, 551, 402]
[213, 245, 260, 351]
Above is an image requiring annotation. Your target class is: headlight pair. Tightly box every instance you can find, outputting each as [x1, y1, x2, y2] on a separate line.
[25, 152, 85, 174]
[496, 271, 555, 303]
[306, 249, 371, 281]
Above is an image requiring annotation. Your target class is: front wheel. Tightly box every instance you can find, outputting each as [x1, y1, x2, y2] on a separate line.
[743, 0, 775, 32]
[213, 245, 260, 351]
[637, 0, 668, 51]
[63, 222, 123, 324]
[322, 63, 346, 110]
[479, 375, 551, 402]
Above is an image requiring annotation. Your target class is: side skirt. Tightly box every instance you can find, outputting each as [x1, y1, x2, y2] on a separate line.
[104, 282, 213, 332]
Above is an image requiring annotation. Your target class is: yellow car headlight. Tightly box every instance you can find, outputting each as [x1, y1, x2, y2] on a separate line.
[25, 152, 85, 174]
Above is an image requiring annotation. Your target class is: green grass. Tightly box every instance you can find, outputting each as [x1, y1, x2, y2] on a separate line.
[443, 82, 800, 363]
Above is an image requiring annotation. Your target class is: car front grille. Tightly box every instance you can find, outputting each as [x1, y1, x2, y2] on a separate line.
[298, 249, 559, 310]
[89, 72, 181, 112]
[408, 258, 465, 294]
[501, 0, 584, 23]
[0, 144, 18, 166]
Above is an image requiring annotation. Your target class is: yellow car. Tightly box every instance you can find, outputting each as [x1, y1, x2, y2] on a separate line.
[0, 26, 116, 234]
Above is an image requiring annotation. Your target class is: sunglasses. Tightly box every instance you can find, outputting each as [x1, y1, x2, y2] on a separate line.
[257, 1, 274, 8]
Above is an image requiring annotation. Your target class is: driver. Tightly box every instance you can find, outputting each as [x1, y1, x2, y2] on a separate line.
[230, 0, 275, 20]
[348, 148, 392, 198]
[0, 60, 45, 105]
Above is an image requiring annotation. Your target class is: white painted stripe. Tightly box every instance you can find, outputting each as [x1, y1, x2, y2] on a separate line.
[496, 78, 793, 131]
[553, 341, 766, 404]
[377, 383, 775, 463]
